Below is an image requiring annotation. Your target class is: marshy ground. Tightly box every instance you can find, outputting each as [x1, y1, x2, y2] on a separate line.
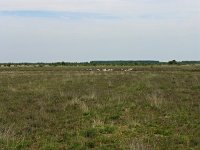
[0, 65, 200, 149]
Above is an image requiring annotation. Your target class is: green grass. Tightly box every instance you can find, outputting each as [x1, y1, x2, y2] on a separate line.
[0, 65, 200, 149]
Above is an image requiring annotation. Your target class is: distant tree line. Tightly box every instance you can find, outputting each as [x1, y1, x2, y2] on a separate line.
[90, 60, 161, 66]
[168, 60, 200, 65]
[0, 60, 200, 67]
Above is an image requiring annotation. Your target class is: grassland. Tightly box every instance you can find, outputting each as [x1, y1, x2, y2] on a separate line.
[0, 65, 200, 149]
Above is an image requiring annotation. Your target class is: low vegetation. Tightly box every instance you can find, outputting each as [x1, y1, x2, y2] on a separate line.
[1, 60, 200, 67]
[0, 65, 200, 149]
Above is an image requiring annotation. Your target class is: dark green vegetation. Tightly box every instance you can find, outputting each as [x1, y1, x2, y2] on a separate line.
[90, 61, 160, 65]
[1, 60, 200, 67]
[0, 65, 200, 149]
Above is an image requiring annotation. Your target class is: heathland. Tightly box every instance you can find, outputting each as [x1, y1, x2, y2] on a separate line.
[0, 65, 200, 149]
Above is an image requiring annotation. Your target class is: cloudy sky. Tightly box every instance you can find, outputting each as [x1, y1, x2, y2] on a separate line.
[0, 0, 199, 62]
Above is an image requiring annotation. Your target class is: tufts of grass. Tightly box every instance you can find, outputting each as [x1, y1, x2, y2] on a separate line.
[0, 124, 30, 150]
[146, 91, 164, 109]
[66, 97, 89, 114]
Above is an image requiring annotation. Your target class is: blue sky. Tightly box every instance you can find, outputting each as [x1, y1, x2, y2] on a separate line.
[0, 0, 200, 62]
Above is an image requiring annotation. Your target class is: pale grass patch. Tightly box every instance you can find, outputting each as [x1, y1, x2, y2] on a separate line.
[58, 89, 65, 98]
[67, 97, 89, 113]
[108, 81, 113, 87]
[88, 91, 97, 100]
[129, 119, 141, 128]
[32, 85, 47, 93]
[8, 86, 17, 92]
[143, 113, 155, 124]
[144, 80, 152, 89]
[0, 124, 15, 144]
[36, 100, 49, 121]
[129, 139, 150, 150]
[81, 91, 97, 100]
[116, 95, 127, 105]
[89, 71, 95, 75]
[0, 124, 25, 148]
[80, 101, 89, 113]
[193, 76, 200, 85]
[116, 71, 126, 75]
[146, 91, 164, 108]
[92, 119, 104, 128]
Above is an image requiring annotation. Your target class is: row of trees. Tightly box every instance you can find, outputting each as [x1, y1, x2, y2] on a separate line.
[0, 60, 200, 67]
[90, 61, 160, 65]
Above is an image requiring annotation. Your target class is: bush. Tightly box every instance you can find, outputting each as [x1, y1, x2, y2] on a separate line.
[168, 60, 178, 65]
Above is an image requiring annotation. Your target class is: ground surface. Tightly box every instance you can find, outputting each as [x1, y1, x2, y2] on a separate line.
[0, 65, 200, 149]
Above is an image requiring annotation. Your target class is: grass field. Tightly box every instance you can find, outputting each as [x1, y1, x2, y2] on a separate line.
[0, 65, 200, 149]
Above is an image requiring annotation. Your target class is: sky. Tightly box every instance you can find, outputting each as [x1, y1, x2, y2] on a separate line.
[0, 0, 200, 62]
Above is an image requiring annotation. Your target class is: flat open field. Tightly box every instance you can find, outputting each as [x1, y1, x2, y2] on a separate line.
[0, 65, 200, 149]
